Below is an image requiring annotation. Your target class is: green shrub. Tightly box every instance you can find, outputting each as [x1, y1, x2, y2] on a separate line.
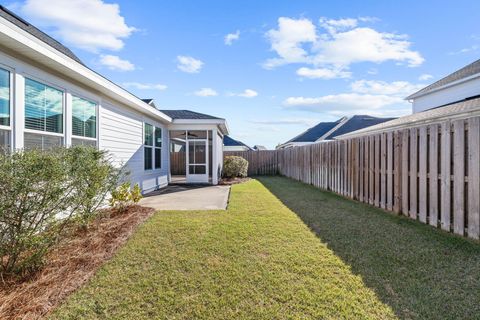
[109, 182, 143, 211]
[0, 146, 119, 277]
[223, 156, 248, 178]
[65, 146, 120, 225]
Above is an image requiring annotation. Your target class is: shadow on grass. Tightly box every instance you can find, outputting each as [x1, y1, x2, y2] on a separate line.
[257, 176, 480, 320]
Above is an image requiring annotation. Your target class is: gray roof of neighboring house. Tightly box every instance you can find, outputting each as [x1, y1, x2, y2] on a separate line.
[282, 115, 395, 145]
[0, 5, 84, 65]
[337, 96, 480, 138]
[287, 119, 342, 143]
[160, 109, 223, 120]
[407, 59, 480, 99]
[224, 135, 251, 149]
[324, 115, 396, 140]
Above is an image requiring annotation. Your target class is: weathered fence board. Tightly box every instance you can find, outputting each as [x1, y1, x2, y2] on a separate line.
[227, 115, 480, 240]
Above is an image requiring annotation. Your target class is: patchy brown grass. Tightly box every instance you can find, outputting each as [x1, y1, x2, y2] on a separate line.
[0, 205, 155, 320]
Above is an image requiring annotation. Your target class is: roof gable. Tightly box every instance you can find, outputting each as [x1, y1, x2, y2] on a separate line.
[324, 115, 396, 140]
[288, 120, 341, 143]
[224, 135, 251, 149]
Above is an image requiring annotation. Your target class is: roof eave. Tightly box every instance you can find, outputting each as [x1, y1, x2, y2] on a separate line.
[406, 72, 480, 100]
[0, 17, 172, 124]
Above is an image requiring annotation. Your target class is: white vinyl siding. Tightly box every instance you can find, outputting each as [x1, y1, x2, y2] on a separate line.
[99, 102, 168, 192]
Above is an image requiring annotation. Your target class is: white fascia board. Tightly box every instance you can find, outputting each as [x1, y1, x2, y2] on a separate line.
[0, 18, 171, 124]
[170, 118, 229, 135]
[406, 73, 480, 100]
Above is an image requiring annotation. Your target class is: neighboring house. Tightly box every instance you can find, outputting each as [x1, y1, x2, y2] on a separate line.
[0, 6, 228, 190]
[253, 145, 267, 151]
[277, 115, 395, 149]
[223, 135, 252, 151]
[407, 59, 480, 113]
[336, 96, 480, 139]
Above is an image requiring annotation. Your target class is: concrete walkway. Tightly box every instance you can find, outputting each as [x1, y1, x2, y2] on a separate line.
[140, 185, 230, 210]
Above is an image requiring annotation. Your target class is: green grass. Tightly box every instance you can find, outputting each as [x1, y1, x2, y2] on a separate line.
[51, 178, 396, 319]
[258, 176, 480, 320]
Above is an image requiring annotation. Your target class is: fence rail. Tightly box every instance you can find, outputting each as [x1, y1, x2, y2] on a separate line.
[225, 116, 480, 240]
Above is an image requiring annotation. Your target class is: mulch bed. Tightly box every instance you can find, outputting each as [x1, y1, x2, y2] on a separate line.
[219, 177, 252, 185]
[0, 205, 155, 320]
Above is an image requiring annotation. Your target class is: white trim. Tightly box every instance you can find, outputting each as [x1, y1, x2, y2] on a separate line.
[315, 116, 348, 141]
[24, 128, 64, 137]
[0, 17, 172, 124]
[406, 72, 480, 100]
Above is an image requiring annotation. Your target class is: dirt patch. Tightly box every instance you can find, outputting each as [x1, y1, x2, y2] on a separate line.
[219, 177, 252, 185]
[0, 205, 155, 320]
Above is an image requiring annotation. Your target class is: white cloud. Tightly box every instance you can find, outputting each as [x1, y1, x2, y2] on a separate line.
[296, 67, 351, 79]
[194, 88, 218, 97]
[448, 45, 479, 55]
[263, 17, 317, 69]
[177, 55, 204, 73]
[224, 30, 240, 45]
[264, 16, 424, 77]
[418, 74, 433, 81]
[229, 89, 258, 98]
[284, 93, 403, 111]
[123, 82, 167, 90]
[350, 80, 424, 97]
[283, 92, 412, 118]
[99, 55, 134, 71]
[313, 27, 424, 67]
[19, 0, 135, 52]
[319, 17, 358, 34]
[251, 118, 316, 126]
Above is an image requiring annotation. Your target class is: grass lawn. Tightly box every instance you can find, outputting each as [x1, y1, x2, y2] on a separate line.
[51, 178, 396, 319]
[259, 176, 480, 320]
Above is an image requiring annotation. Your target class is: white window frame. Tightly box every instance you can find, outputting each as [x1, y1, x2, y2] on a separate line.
[154, 126, 162, 169]
[0, 64, 13, 151]
[23, 75, 66, 145]
[144, 122, 154, 171]
[70, 93, 99, 146]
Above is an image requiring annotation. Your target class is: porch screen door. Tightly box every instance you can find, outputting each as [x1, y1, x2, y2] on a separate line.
[186, 139, 208, 183]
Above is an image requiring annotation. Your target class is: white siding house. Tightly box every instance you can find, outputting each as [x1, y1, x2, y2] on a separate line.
[407, 59, 480, 113]
[0, 6, 228, 192]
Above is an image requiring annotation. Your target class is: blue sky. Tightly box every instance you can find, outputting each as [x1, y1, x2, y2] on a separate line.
[6, 0, 480, 148]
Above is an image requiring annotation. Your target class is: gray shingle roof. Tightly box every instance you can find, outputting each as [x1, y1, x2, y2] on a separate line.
[337, 96, 480, 138]
[224, 135, 251, 149]
[324, 115, 396, 140]
[0, 5, 84, 65]
[160, 110, 223, 120]
[407, 59, 480, 99]
[288, 119, 341, 143]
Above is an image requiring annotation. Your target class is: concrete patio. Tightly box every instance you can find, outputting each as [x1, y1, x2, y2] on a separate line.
[140, 184, 230, 210]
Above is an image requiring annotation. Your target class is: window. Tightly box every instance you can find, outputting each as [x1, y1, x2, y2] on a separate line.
[24, 132, 62, 150]
[144, 123, 153, 170]
[144, 124, 162, 170]
[0, 68, 10, 151]
[0, 68, 10, 127]
[25, 78, 63, 133]
[154, 127, 162, 169]
[72, 96, 96, 141]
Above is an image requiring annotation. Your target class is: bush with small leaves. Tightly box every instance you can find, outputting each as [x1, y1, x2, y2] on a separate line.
[223, 156, 249, 178]
[0, 146, 120, 277]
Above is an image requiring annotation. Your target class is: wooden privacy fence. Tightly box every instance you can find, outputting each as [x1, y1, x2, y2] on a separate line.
[226, 116, 480, 240]
[225, 151, 279, 176]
